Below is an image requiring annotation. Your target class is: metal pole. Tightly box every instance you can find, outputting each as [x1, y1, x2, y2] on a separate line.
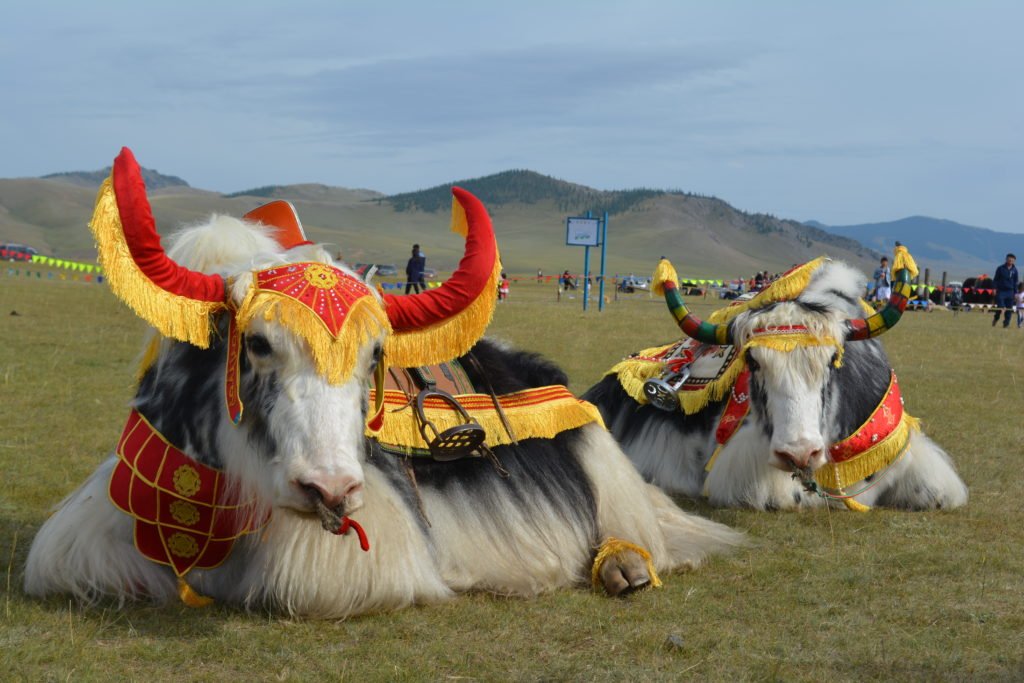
[583, 245, 590, 311]
[582, 211, 592, 311]
[598, 212, 608, 312]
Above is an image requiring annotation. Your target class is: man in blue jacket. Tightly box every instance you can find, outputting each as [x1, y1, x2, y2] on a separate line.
[992, 253, 1018, 328]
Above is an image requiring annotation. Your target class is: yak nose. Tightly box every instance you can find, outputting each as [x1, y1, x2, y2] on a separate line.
[298, 475, 364, 512]
[772, 439, 826, 471]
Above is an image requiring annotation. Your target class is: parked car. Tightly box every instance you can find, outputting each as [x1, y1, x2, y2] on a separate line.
[617, 276, 649, 293]
[1, 243, 38, 261]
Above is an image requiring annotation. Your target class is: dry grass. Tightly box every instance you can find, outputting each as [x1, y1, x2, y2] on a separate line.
[2, 268, 1024, 681]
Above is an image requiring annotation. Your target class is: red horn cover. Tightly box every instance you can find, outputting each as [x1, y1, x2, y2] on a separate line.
[112, 147, 225, 302]
[381, 187, 496, 331]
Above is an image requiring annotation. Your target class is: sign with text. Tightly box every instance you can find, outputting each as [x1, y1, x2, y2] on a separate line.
[565, 217, 601, 246]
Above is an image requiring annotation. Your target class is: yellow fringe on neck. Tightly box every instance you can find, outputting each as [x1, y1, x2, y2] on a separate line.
[368, 387, 603, 450]
[814, 413, 920, 490]
[235, 289, 390, 385]
[591, 537, 662, 591]
[90, 177, 224, 348]
[384, 196, 501, 368]
[708, 257, 828, 325]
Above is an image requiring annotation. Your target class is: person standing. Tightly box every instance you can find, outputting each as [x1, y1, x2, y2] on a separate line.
[498, 272, 510, 301]
[992, 253, 1018, 328]
[1015, 282, 1024, 329]
[405, 243, 426, 295]
[873, 256, 892, 302]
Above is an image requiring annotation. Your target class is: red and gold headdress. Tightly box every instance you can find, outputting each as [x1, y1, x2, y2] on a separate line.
[89, 147, 500, 390]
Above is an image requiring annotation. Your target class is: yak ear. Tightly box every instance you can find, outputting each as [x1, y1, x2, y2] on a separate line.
[381, 188, 500, 367]
[91, 147, 227, 347]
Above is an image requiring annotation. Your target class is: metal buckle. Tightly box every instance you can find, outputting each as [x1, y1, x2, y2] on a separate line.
[643, 370, 690, 411]
[415, 389, 487, 461]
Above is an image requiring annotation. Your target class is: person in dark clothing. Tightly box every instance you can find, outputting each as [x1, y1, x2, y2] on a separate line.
[992, 253, 1018, 328]
[405, 244, 426, 294]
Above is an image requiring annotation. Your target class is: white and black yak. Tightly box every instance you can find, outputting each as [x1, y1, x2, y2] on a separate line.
[24, 148, 741, 617]
[584, 254, 968, 512]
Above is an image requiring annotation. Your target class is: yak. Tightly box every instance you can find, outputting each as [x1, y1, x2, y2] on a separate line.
[24, 148, 742, 617]
[585, 254, 968, 512]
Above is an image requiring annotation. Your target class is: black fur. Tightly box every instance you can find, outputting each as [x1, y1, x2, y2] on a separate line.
[133, 314, 279, 468]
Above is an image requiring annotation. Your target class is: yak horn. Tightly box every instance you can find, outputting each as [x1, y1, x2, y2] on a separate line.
[652, 258, 732, 346]
[90, 147, 227, 347]
[382, 187, 500, 368]
[845, 244, 919, 341]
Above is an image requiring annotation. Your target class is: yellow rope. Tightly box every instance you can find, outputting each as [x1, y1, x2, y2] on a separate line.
[591, 537, 662, 591]
[177, 576, 214, 608]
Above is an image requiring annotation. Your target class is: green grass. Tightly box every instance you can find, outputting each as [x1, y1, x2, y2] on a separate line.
[2, 267, 1024, 681]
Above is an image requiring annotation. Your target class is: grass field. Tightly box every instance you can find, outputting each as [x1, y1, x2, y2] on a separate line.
[2, 267, 1024, 682]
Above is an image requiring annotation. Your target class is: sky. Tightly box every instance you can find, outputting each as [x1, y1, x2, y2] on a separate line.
[2, 1, 1022, 233]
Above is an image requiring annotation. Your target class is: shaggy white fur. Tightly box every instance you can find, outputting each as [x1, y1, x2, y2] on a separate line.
[25, 213, 744, 617]
[590, 259, 969, 512]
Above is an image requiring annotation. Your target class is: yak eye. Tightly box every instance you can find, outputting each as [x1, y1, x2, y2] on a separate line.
[369, 343, 383, 371]
[246, 334, 273, 358]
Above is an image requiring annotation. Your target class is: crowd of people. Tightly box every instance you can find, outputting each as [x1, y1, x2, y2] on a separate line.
[396, 246, 1023, 327]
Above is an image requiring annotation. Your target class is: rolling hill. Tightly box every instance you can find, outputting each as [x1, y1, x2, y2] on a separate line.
[2, 166, 880, 280]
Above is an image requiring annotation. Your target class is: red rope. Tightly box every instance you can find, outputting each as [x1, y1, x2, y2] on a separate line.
[333, 516, 371, 552]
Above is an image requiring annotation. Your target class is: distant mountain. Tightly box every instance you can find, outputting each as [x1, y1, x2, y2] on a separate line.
[810, 216, 1022, 278]
[42, 166, 189, 191]
[1, 164, 878, 276]
[226, 183, 383, 203]
[385, 170, 668, 215]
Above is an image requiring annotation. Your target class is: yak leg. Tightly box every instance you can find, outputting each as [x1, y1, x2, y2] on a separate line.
[574, 425, 744, 581]
[598, 548, 653, 596]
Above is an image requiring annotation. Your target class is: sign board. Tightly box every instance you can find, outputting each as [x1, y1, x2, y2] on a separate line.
[566, 217, 601, 246]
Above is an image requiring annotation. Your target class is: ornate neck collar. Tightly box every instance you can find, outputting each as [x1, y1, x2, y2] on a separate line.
[108, 409, 269, 605]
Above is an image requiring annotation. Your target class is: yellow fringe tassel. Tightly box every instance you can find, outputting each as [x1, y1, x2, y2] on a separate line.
[384, 196, 501, 369]
[368, 389, 604, 449]
[591, 537, 662, 591]
[90, 178, 225, 348]
[707, 257, 829, 325]
[651, 258, 679, 297]
[842, 497, 872, 512]
[814, 413, 921, 490]
[891, 244, 919, 280]
[177, 576, 214, 608]
[607, 343, 746, 416]
[235, 287, 391, 385]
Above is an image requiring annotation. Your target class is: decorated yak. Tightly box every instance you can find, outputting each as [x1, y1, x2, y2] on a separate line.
[25, 148, 741, 617]
[584, 251, 968, 511]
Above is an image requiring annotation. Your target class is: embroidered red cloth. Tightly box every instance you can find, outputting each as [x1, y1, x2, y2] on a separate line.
[828, 371, 903, 463]
[253, 263, 376, 337]
[715, 369, 750, 446]
[108, 410, 269, 577]
[712, 369, 905, 464]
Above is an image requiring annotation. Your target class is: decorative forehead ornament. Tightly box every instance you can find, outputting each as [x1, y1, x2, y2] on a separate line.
[743, 324, 844, 368]
[235, 261, 390, 383]
[225, 261, 391, 422]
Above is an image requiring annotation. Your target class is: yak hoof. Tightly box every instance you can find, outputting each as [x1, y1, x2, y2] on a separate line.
[599, 550, 651, 596]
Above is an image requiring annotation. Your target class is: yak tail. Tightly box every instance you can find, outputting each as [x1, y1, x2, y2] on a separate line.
[644, 483, 747, 572]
